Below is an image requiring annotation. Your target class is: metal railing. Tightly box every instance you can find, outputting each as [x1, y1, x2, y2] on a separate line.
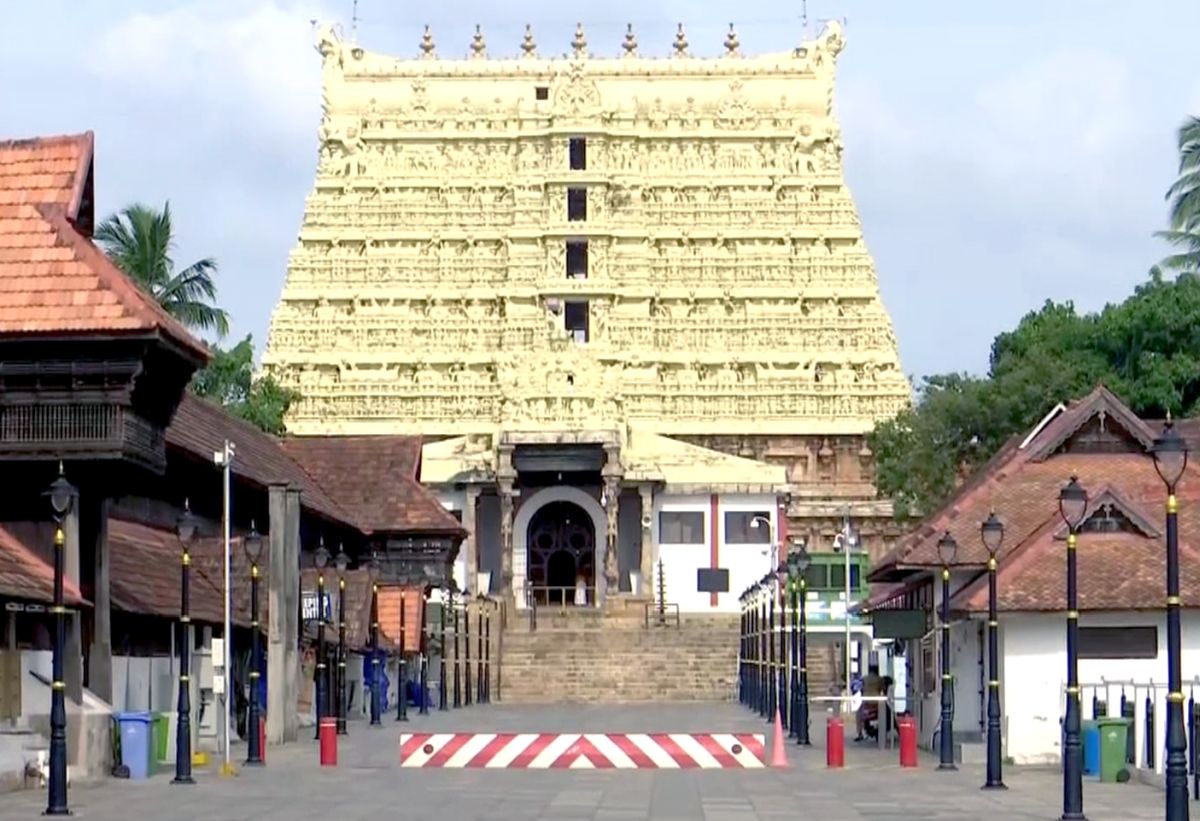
[644, 602, 680, 629]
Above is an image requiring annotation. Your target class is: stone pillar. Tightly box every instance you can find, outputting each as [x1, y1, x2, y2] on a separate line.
[462, 486, 480, 596]
[62, 498, 83, 704]
[267, 484, 300, 744]
[638, 485, 655, 597]
[601, 444, 623, 602]
[84, 496, 112, 704]
[497, 444, 516, 603]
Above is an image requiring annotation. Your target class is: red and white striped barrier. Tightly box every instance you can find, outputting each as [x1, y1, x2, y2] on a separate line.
[399, 733, 765, 769]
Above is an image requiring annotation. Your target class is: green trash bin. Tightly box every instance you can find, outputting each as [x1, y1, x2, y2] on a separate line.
[150, 713, 170, 773]
[1096, 717, 1133, 783]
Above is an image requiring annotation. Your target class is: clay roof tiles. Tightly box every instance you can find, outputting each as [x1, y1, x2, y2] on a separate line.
[280, 436, 465, 536]
[870, 384, 1200, 613]
[0, 522, 85, 606]
[0, 132, 207, 360]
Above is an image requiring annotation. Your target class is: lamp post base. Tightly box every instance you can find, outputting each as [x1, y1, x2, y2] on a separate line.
[937, 762, 958, 772]
[981, 782, 1007, 791]
[1059, 814, 1087, 821]
[171, 776, 195, 786]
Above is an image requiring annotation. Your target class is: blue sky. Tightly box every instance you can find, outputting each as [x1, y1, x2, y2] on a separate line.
[4, 1, 1198, 379]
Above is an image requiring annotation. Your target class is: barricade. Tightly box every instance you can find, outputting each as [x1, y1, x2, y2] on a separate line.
[826, 715, 844, 768]
[399, 733, 766, 769]
[319, 717, 337, 766]
[898, 715, 918, 767]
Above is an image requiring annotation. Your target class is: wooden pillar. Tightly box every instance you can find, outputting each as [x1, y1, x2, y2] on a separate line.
[84, 496, 112, 703]
[462, 486, 480, 595]
[638, 485, 655, 596]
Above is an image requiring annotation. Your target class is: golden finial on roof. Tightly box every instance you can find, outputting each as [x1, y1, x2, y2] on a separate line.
[724, 23, 741, 56]
[419, 24, 435, 58]
[621, 23, 637, 57]
[470, 24, 486, 58]
[571, 22, 587, 57]
[672, 23, 689, 57]
[521, 24, 536, 57]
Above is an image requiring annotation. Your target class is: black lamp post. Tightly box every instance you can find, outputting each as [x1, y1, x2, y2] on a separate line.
[766, 573, 776, 722]
[789, 544, 812, 746]
[397, 586, 408, 722]
[775, 563, 788, 728]
[369, 576, 382, 726]
[1152, 419, 1190, 821]
[313, 541, 330, 740]
[452, 582, 461, 709]
[438, 583, 449, 711]
[335, 546, 349, 735]
[244, 521, 264, 766]
[980, 512, 1005, 790]
[173, 500, 199, 785]
[1058, 475, 1088, 821]
[43, 465, 74, 814]
[937, 531, 958, 771]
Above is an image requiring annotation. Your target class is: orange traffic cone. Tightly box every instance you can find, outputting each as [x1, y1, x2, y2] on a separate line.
[769, 707, 789, 768]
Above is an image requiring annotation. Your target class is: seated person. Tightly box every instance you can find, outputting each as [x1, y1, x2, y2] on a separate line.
[855, 665, 884, 741]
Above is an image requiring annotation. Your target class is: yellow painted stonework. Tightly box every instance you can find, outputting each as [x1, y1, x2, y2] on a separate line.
[264, 21, 909, 443]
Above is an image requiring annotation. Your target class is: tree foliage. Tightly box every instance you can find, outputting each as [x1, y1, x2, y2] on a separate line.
[870, 274, 1200, 518]
[1157, 116, 1200, 275]
[96, 202, 230, 336]
[190, 335, 299, 435]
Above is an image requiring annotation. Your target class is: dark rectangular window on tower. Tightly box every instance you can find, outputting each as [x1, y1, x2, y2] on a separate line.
[566, 241, 588, 278]
[569, 137, 587, 170]
[564, 301, 589, 343]
[567, 188, 587, 221]
[535, 86, 549, 101]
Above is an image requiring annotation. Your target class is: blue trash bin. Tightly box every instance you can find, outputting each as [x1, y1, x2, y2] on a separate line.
[116, 711, 153, 779]
[1082, 721, 1100, 777]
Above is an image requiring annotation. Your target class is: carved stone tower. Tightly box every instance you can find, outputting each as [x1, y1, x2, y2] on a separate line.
[266, 21, 910, 611]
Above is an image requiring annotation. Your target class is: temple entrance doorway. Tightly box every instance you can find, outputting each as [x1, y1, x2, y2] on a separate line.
[527, 501, 595, 606]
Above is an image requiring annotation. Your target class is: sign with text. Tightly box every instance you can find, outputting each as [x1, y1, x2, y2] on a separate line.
[301, 590, 332, 622]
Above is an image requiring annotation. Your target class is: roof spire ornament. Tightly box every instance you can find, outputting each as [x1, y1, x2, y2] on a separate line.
[672, 23, 689, 57]
[470, 24, 486, 58]
[724, 23, 741, 56]
[621, 23, 638, 57]
[419, 24, 435, 58]
[571, 22, 587, 57]
[521, 23, 536, 57]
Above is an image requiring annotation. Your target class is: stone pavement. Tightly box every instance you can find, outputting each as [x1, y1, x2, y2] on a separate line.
[0, 704, 1176, 820]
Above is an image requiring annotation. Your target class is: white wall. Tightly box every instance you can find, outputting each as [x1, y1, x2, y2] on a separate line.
[653, 492, 776, 613]
[1001, 611, 1200, 765]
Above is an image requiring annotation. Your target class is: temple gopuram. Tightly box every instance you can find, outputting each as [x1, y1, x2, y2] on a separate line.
[265, 21, 910, 616]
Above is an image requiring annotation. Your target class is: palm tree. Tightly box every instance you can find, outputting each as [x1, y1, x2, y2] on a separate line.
[1156, 116, 1200, 275]
[95, 202, 230, 336]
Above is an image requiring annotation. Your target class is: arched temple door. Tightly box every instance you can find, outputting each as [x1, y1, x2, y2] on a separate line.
[527, 501, 595, 606]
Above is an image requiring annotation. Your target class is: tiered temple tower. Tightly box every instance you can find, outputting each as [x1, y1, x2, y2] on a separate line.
[265, 21, 909, 618]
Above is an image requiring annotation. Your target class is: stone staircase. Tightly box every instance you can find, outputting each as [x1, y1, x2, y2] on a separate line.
[496, 606, 740, 703]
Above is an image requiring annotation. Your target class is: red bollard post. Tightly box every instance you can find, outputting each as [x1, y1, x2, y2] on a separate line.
[319, 717, 338, 766]
[826, 715, 845, 768]
[898, 715, 918, 768]
[259, 716, 267, 764]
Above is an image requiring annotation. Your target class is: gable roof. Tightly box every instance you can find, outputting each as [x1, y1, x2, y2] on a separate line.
[281, 436, 465, 536]
[166, 393, 351, 527]
[870, 384, 1170, 579]
[0, 133, 207, 362]
[108, 518, 227, 625]
[870, 385, 1200, 613]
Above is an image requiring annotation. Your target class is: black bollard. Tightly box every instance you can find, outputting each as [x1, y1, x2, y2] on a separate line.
[453, 592, 462, 709]
[476, 603, 484, 704]
[396, 591, 408, 722]
[464, 600, 472, 708]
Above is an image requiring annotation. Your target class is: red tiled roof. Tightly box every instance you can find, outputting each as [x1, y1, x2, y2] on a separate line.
[0, 133, 207, 361]
[869, 384, 1200, 613]
[0, 522, 85, 606]
[189, 529, 266, 630]
[166, 393, 351, 527]
[378, 585, 426, 651]
[108, 518, 226, 625]
[281, 436, 465, 536]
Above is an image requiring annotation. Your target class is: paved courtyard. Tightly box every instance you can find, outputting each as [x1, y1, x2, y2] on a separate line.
[0, 705, 1177, 820]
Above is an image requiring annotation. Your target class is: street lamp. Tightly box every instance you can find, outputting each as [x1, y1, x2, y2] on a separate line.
[334, 546, 349, 735]
[173, 500, 199, 785]
[1058, 475, 1088, 821]
[980, 512, 1005, 790]
[370, 571, 383, 726]
[833, 511, 859, 703]
[244, 522, 264, 766]
[936, 530, 958, 771]
[788, 543, 812, 746]
[750, 515, 774, 574]
[313, 540, 330, 740]
[438, 582, 449, 711]
[43, 465, 74, 814]
[775, 558, 789, 729]
[1151, 418, 1190, 821]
